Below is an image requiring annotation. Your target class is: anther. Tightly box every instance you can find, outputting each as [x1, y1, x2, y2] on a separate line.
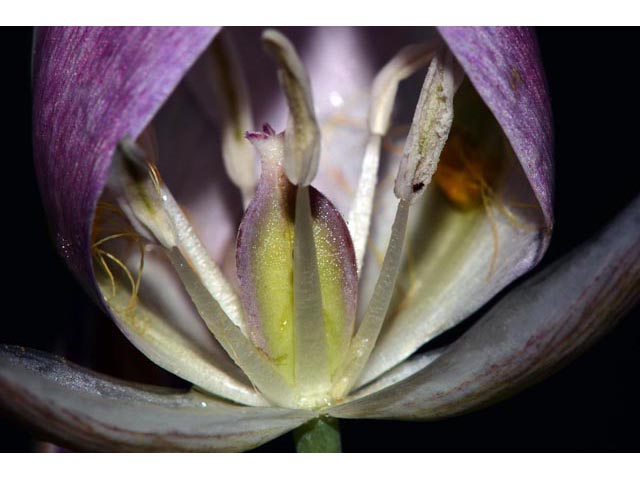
[394, 48, 463, 203]
[262, 29, 321, 187]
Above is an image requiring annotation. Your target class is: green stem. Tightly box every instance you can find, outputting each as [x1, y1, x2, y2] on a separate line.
[293, 416, 341, 452]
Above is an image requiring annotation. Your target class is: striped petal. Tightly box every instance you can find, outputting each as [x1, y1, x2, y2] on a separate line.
[33, 27, 219, 293]
[439, 27, 554, 226]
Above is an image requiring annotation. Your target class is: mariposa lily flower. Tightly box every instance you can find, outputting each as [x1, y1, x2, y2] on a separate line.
[1, 26, 638, 452]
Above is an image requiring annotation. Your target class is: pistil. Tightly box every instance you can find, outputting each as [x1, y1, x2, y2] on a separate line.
[103, 30, 466, 410]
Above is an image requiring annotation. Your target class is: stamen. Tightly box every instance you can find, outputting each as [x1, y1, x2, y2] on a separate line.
[113, 138, 246, 333]
[167, 249, 296, 407]
[333, 48, 463, 397]
[209, 29, 257, 207]
[332, 199, 410, 399]
[349, 43, 437, 273]
[394, 48, 462, 203]
[293, 186, 330, 406]
[262, 29, 320, 186]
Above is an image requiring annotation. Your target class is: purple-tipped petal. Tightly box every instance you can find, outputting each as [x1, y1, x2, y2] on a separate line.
[33, 27, 219, 296]
[438, 27, 554, 227]
[0, 345, 312, 452]
[331, 195, 640, 419]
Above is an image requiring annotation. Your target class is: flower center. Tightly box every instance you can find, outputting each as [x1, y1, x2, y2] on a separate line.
[96, 28, 465, 410]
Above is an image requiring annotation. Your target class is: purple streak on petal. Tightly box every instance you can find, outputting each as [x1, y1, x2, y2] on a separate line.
[438, 27, 554, 228]
[33, 27, 219, 297]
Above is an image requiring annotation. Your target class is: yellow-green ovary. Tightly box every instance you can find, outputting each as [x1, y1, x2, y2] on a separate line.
[251, 195, 351, 385]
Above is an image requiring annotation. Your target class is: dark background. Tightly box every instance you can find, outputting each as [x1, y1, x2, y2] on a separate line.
[1, 27, 638, 452]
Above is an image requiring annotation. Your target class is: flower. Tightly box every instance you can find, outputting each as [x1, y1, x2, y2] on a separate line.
[1, 26, 638, 452]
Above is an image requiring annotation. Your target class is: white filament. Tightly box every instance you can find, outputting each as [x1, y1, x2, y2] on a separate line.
[333, 199, 411, 399]
[115, 138, 247, 334]
[348, 135, 382, 275]
[369, 42, 438, 136]
[161, 193, 247, 333]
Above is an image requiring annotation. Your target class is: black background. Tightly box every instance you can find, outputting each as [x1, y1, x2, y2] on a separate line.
[0, 27, 638, 452]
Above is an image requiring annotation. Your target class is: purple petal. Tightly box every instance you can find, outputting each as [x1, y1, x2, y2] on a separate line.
[330, 195, 640, 419]
[0, 345, 312, 452]
[438, 27, 554, 228]
[33, 27, 219, 297]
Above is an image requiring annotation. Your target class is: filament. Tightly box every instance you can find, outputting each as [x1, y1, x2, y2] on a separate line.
[332, 199, 410, 399]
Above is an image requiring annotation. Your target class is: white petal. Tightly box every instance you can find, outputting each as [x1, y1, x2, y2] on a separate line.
[0, 345, 313, 451]
[356, 132, 547, 386]
[329, 195, 640, 419]
[346, 349, 443, 401]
